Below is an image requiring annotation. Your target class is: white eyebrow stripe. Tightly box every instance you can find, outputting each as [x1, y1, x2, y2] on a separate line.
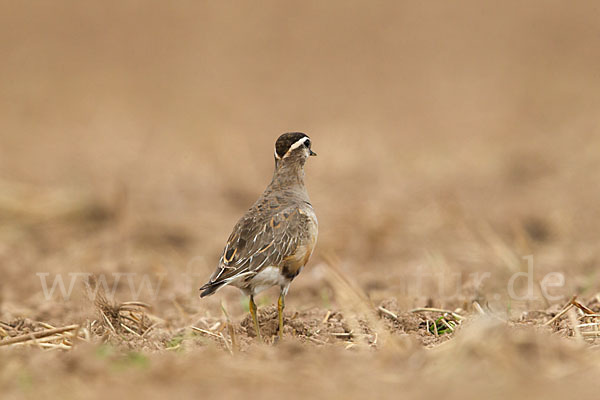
[283, 136, 309, 158]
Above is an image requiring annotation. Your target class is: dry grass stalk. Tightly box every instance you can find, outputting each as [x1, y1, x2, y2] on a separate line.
[302, 336, 327, 345]
[219, 332, 233, 354]
[190, 326, 223, 340]
[545, 304, 574, 326]
[431, 318, 439, 336]
[87, 276, 153, 337]
[581, 332, 600, 338]
[541, 296, 600, 343]
[119, 301, 151, 311]
[410, 307, 465, 321]
[0, 324, 79, 347]
[577, 322, 600, 328]
[322, 256, 395, 349]
[544, 296, 589, 327]
[378, 306, 398, 321]
[100, 309, 117, 333]
[142, 323, 158, 338]
[120, 323, 142, 337]
[36, 342, 72, 350]
[37, 321, 56, 329]
[571, 298, 595, 315]
[440, 319, 455, 332]
[410, 307, 464, 335]
[220, 302, 236, 354]
[576, 308, 600, 343]
[330, 331, 353, 338]
[472, 301, 486, 315]
[190, 324, 235, 354]
[568, 308, 583, 341]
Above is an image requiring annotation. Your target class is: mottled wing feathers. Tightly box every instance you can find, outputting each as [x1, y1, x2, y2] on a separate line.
[201, 204, 313, 293]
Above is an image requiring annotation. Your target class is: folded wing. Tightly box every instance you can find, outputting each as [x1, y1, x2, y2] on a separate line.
[199, 206, 307, 296]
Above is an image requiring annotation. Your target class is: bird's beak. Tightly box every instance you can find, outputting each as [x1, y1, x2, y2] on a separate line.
[309, 149, 317, 156]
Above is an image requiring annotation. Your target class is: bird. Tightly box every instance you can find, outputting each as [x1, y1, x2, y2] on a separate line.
[199, 132, 318, 340]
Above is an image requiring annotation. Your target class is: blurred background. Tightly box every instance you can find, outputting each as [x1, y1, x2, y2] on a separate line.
[1, 0, 600, 320]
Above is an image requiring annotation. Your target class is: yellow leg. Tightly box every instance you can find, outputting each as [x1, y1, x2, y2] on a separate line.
[249, 295, 261, 341]
[277, 291, 285, 340]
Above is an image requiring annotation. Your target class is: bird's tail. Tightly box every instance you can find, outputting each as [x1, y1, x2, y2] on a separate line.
[199, 281, 226, 298]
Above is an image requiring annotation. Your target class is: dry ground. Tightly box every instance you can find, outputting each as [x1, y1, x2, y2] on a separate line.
[2, 1, 600, 399]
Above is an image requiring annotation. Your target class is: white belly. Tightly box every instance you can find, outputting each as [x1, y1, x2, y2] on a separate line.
[250, 266, 289, 294]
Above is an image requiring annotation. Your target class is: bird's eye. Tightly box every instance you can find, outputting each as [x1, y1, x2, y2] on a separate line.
[304, 139, 311, 148]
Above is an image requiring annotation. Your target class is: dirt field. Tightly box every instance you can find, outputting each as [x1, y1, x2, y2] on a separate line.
[2, 1, 600, 399]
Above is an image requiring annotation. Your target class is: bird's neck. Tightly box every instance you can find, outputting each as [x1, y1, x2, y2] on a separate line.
[271, 161, 306, 189]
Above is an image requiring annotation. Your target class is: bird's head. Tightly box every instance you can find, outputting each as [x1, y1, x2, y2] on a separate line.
[274, 132, 316, 169]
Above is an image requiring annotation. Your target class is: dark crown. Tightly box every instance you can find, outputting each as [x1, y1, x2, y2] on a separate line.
[275, 132, 309, 158]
